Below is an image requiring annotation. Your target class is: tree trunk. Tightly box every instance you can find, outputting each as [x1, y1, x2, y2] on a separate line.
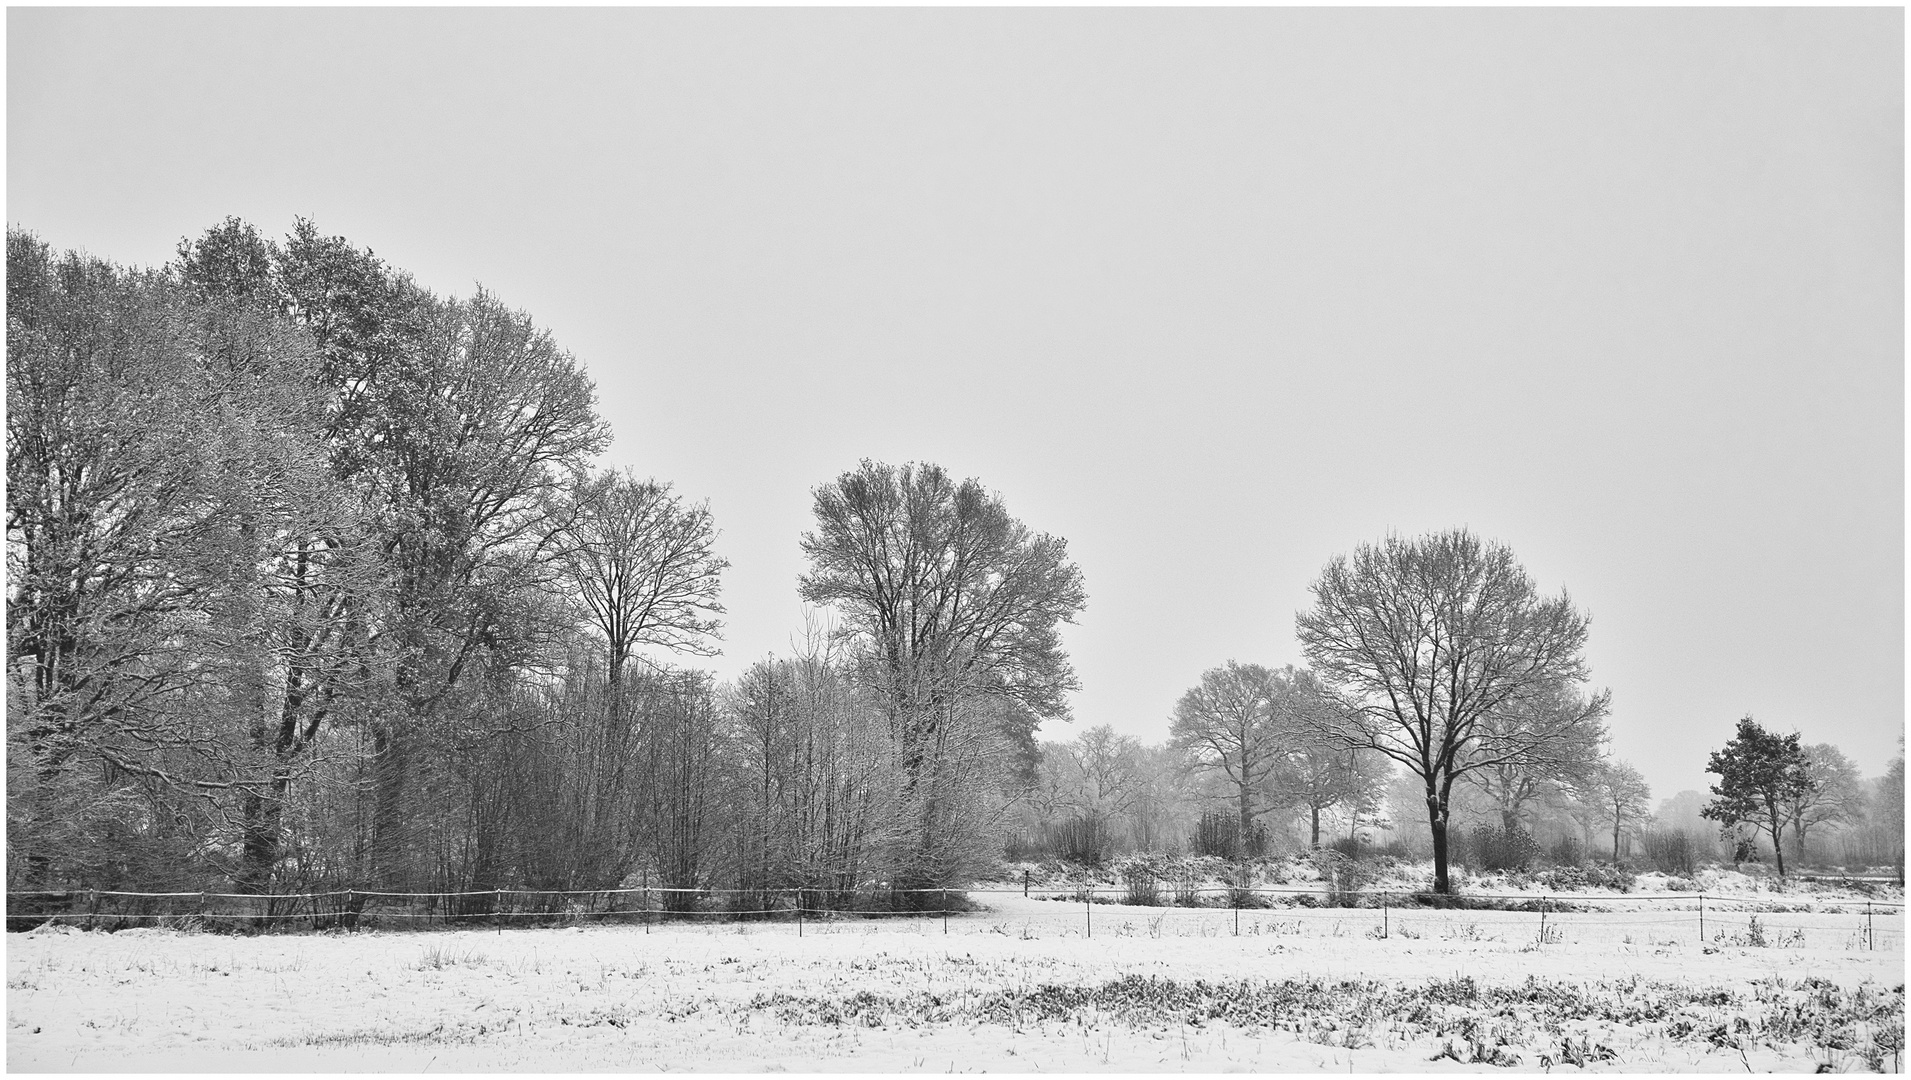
[1238, 781, 1254, 859]
[1765, 798, 1788, 879]
[238, 771, 290, 892]
[370, 724, 411, 891]
[1310, 806, 1322, 848]
[1427, 784, 1452, 894]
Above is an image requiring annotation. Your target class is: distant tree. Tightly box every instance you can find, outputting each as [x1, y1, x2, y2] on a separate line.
[1169, 662, 1284, 845]
[1570, 759, 1653, 862]
[1334, 746, 1393, 845]
[1780, 743, 1868, 865]
[797, 460, 1086, 890]
[1701, 716, 1812, 879]
[1878, 748, 1905, 882]
[1050, 724, 1144, 835]
[1296, 529, 1604, 893]
[1468, 686, 1609, 835]
[1125, 744, 1198, 853]
[1268, 678, 1387, 848]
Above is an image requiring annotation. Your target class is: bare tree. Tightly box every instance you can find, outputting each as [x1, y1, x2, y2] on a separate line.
[1568, 759, 1652, 862]
[552, 469, 727, 886]
[1169, 662, 1301, 844]
[1279, 736, 1388, 849]
[797, 460, 1086, 890]
[1296, 529, 1605, 893]
[1782, 743, 1868, 865]
[558, 469, 727, 682]
[1467, 685, 1610, 836]
[1048, 724, 1145, 838]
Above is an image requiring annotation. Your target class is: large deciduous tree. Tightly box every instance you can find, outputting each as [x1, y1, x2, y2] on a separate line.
[1295, 529, 1604, 893]
[355, 286, 610, 887]
[234, 218, 610, 888]
[1701, 716, 1812, 878]
[797, 460, 1086, 890]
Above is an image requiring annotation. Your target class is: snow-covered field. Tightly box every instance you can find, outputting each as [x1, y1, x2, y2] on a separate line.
[8, 892, 1903, 1072]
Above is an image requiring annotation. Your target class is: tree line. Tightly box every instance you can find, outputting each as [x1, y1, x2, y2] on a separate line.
[6, 221, 1081, 906]
[1013, 531, 1902, 889]
[7, 219, 1900, 907]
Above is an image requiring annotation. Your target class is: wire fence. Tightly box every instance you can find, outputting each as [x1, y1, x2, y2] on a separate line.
[7, 881, 1903, 950]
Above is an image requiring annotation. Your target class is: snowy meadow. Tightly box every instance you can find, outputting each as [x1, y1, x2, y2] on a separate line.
[9, 887, 1902, 1073]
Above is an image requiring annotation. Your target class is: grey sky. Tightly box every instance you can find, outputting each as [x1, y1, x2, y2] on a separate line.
[9, 8, 1902, 802]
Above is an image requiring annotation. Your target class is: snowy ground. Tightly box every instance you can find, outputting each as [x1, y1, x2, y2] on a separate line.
[8, 892, 1903, 1072]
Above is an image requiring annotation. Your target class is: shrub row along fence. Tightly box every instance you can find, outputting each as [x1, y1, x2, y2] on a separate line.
[8, 883, 1904, 948]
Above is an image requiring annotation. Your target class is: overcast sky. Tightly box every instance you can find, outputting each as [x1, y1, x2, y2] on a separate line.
[9, 7, 1902, 802]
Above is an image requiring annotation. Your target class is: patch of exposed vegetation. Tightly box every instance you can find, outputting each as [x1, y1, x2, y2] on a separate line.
[746, 973, 1904, 1067]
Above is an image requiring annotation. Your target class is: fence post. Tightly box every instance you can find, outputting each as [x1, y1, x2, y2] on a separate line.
[1024, 870, 1029, 898]
[942, 889, 949, 936]
[1383, 892, 1389, 940]
[1085, 886, 1092, 938]
[1539, 897, 1548, 945]
[797, 890, 803, 939]
[496, 888, 503, 935]
[1867, 900, 1874, 951]
[1698, 893, 1704, 945]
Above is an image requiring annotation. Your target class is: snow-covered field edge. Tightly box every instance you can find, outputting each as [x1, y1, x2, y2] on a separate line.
[8, 891, 1903, 1072]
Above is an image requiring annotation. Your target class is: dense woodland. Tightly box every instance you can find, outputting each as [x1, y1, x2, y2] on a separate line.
[6, 220, 1902, 910]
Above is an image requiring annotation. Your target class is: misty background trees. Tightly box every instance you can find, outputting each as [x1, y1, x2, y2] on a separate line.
[7, 220, 1902, 906]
